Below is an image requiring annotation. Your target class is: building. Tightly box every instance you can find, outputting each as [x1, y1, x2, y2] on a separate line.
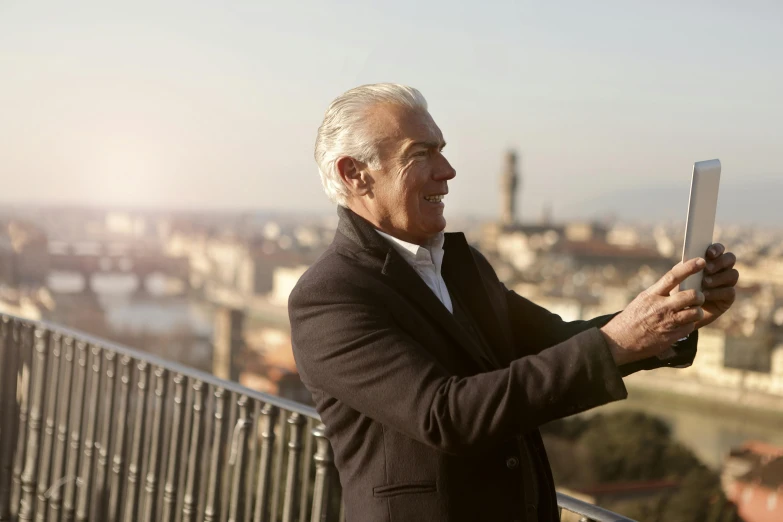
[500, 149, 520, 226]
[0, 220, 50, 287]
[723, 441, 783, 522]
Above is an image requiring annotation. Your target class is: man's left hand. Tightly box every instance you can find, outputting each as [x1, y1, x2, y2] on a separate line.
[696, 243, 738, 329]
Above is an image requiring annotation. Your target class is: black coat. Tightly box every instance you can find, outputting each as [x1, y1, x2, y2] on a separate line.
[289, 207, 697, 522]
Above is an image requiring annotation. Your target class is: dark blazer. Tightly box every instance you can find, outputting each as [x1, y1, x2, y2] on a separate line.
[289, 207, 697, 522]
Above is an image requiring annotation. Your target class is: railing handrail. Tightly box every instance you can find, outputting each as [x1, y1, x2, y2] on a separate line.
[556, 492, 637, 522]
[0, 312, 319, 419]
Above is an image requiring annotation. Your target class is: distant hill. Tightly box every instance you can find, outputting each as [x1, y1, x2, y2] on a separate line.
[570, 178, 783, 226]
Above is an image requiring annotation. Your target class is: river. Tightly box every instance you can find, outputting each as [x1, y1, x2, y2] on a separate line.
[595, 384, 783, 469]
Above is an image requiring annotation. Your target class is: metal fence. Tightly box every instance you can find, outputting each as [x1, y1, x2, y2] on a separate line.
[0, 314, 634, 522]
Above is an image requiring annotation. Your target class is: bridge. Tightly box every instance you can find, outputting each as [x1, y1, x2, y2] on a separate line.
[47, 242, 189, 294]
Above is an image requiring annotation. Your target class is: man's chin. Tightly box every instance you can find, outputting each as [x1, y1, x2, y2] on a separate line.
[425, 218, 448, 236]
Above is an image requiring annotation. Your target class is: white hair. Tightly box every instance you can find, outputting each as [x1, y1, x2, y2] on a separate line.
[314, 83, 428, 207]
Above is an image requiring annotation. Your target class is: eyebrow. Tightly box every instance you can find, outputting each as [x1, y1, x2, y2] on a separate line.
[406, 140, 447, 153]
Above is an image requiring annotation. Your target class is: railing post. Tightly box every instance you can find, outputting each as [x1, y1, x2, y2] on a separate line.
[181, 381, 205, 522]
[122, 361, 149, 522]
[310, 423, 335, 522]
[107, 356, 132, 522]
[18, 328, 49, 521]
[282, 412, 306, 522]
[12, 323, 33, 518]
[298, 417, 314, 522]
[161, 374, 185, 522]
[252, 404, 279, 522]
[90, 351, 116, 522]
[141, 367, 167, 522]
[36, 332, 62, 522]
[203, 388, 225, 522]
[220, 393, 238, 522]
[270, 411, 288, 522]
[173, 378, 193, 522]
[46, 336, 75, 522]
[75, 345, 102, 522]
[227, 396, 250, 522]
[62, 339, 88, 522]
[0, 317, 19, 522]
[243, 401, 261, 522]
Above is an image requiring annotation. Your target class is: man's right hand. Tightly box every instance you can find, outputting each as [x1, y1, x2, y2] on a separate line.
[601, 257, 707, 366]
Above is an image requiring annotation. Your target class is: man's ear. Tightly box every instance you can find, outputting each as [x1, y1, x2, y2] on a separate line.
[336, 156, 372, 197]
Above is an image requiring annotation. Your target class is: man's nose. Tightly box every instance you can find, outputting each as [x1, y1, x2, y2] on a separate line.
[433, 154, 456, 181]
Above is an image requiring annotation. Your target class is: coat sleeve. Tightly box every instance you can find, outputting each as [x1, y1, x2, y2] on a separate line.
[289, 272, 627, 456]
[468, 248, 700, 377]
[502, 286, 699, 377]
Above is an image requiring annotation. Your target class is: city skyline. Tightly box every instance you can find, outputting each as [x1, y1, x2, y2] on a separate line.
[1, 1, 782, 223]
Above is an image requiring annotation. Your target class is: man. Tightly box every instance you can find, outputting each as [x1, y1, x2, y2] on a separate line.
[289, 84, 739, 522]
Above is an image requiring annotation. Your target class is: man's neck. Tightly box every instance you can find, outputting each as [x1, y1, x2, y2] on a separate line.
[345, 203, 428, 246]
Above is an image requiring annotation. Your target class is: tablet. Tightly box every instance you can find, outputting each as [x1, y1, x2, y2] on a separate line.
[680, 159, 721, 292]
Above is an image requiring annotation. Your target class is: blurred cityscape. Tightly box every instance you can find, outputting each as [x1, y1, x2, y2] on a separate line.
[1, 151, 782, 520]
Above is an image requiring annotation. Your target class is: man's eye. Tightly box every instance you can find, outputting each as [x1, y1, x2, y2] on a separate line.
[413, 150, 428, 157]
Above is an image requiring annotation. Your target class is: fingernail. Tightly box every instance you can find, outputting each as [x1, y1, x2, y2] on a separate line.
[695, 258, 706, 268]
[704, 276, 712, 284]
[709, 246, 718, 256]
[706, 263, 715, 271]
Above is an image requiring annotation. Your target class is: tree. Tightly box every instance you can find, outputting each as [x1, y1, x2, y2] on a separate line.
[542, 411, 744, 522]
[661, 467, 742, 522]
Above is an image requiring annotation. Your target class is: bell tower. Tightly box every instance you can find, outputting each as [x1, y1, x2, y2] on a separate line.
[500, 150, 520, 226]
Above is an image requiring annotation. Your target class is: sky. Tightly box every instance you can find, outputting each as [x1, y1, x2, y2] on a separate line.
[1, 1, 782, 222]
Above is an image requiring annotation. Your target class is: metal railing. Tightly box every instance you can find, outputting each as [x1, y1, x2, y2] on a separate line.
[0, 313, 634, 522]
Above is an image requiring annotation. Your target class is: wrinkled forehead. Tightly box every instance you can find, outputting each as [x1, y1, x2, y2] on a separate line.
[364, 103, 444, 157]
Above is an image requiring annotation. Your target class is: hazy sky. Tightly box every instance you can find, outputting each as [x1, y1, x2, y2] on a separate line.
[1, 1, 781, 220]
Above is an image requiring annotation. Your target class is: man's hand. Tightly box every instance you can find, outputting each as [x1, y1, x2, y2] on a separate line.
[601, 257, 707, 366]
[697, 243, 738, 329]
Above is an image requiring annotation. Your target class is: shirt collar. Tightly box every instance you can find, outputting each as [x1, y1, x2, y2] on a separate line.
[375, 229, 446, 269]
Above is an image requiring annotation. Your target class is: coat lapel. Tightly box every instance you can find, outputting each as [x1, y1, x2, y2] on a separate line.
[380, 253, 496, 372]
[442, 233, 515, 367]
[335, 207, 498, 372]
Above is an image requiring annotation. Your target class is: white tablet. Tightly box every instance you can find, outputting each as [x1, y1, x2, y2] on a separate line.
[680, 159, 721, 292]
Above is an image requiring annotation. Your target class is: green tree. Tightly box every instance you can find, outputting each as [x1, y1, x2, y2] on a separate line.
[660, 467, 742, 522]
[580, 411, 672, 482]
[542, 411, 744, 522]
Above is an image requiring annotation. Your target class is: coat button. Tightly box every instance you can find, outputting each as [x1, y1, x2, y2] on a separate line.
[506, 456, 519, 469]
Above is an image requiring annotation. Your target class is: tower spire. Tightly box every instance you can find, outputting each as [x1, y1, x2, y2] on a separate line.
[501, 150, 520, 226]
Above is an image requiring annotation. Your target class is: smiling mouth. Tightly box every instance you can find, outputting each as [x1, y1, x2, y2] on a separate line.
[424, 195, 445, 203]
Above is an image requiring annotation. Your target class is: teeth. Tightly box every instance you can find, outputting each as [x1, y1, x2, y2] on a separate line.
[425, 195, 444, 203]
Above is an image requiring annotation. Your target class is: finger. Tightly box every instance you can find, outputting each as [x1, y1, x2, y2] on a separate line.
[705, 252, 737, 275]
[706, 243, 725, 260]
[704, 286, 737, 304]
[650, 257, 706, 296]
[673, 306, 704, 325]
[668, 289, 705, 310]
[703, 268, 739, 289]
[668, 322, 697, 343]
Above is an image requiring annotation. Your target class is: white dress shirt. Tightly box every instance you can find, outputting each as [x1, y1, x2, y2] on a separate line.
[375, 230, 454, 314]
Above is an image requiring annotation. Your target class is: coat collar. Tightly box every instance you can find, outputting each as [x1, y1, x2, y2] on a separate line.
[335, 205, 390, 257]
[335, 206, 512, 371]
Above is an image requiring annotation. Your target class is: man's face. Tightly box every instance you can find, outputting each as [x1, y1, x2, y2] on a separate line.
[357, 103, 456, 245]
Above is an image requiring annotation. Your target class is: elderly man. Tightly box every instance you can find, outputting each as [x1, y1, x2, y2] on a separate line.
[288, 84, 738, 522]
